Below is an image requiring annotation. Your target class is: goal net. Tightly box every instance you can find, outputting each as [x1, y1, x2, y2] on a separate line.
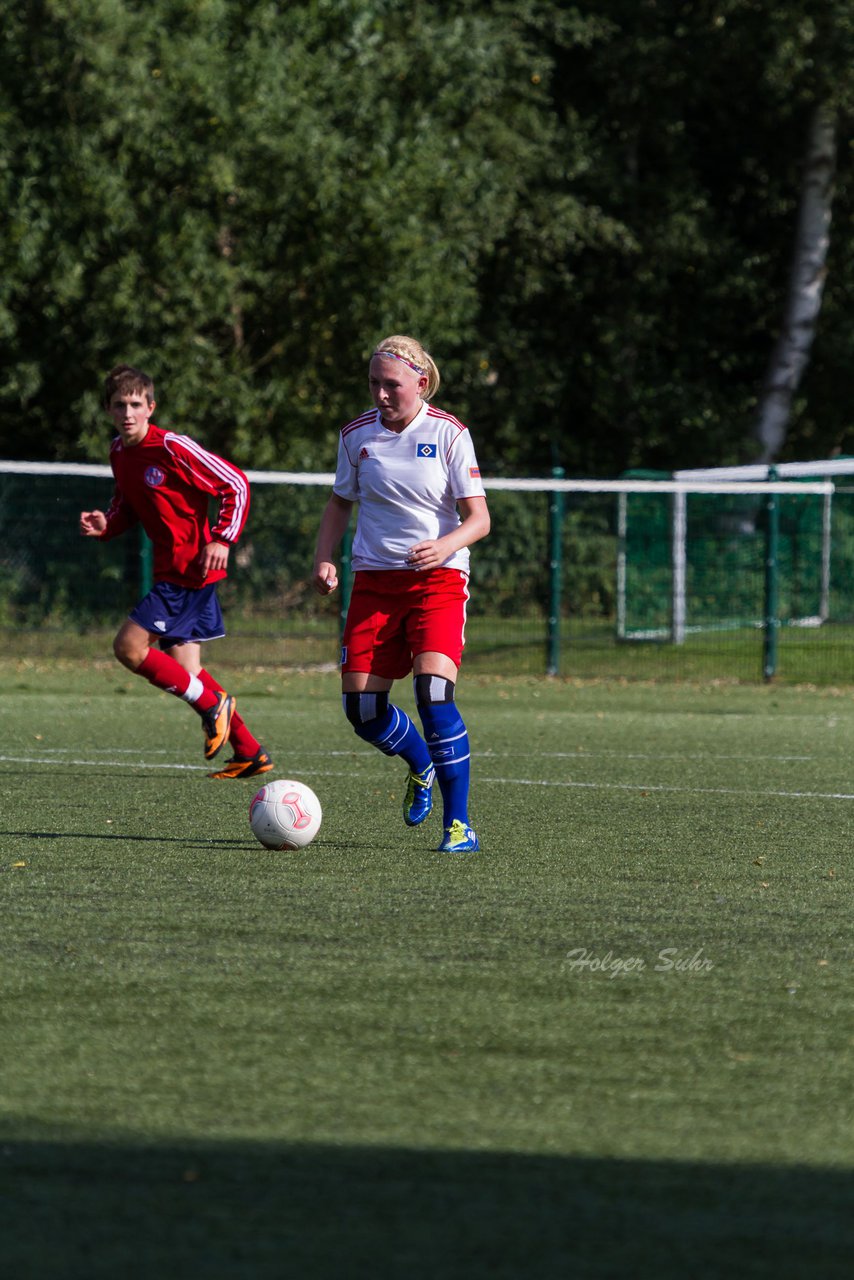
[617, 472, 835, 643]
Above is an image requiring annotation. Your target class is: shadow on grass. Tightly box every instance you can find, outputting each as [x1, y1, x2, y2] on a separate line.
[3, 830, 382, 857]
[1, 1134, 850, 1279]
[3, 830, 250, 848]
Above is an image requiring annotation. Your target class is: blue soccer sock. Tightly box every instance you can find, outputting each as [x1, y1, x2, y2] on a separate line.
[343, 692, 432, 775]
[414, 675, 471, 828]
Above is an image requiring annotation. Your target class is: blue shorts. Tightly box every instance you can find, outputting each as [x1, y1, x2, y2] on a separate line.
[130, 581, 225, 648]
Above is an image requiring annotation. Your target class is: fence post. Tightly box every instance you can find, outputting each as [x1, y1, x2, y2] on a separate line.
[547, 466, 565, 676]
[820, 485, 832, 621]
[670, 489, 687, 644]
[616, 491, 627, 640]
[139, 528, 153, 596]
[763, 467, 780, 680]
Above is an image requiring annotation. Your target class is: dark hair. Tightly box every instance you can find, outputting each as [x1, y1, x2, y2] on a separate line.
[103, 364, 155, 408]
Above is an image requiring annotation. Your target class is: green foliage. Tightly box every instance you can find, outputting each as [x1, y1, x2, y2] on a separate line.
[0, 1, 852, 477]
[472, 0, 854, 475]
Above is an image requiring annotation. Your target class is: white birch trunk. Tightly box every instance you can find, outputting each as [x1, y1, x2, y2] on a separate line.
[753, 104, 836, 464]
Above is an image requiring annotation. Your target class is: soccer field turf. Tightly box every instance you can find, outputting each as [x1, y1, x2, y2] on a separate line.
[1, 661, 851, 1278]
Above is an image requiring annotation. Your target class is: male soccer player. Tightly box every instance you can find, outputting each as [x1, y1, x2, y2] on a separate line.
[80, 364, 273, 779]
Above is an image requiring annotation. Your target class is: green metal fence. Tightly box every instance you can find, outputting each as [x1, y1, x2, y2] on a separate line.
[3, 461, 854, 683]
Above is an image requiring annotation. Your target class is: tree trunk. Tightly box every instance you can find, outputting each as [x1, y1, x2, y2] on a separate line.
[752, 104, 836, 464]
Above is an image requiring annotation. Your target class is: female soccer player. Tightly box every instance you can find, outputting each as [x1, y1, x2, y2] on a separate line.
[79, 364, 273, 779]
[313, 335, 490, 852]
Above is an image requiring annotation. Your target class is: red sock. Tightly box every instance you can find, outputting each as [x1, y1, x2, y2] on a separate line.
[197, 668, 261, 757]
[137, 650, 218, 712]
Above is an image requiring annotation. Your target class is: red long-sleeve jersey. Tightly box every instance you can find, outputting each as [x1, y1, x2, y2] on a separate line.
[98, 424, 250, 588]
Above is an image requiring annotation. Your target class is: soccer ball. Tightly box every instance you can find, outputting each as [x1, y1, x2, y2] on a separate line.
[248, 778, 322, 850]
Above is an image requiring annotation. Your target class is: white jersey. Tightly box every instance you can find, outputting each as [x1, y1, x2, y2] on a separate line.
[333, 401, 486, 572]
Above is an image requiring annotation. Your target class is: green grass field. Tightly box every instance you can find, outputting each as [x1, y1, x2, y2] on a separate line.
[1, 659, 851, 1278]
[10, 612, 854, 684]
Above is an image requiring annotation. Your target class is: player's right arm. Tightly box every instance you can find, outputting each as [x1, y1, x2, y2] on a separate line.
[79, 510, 107, 537]
[313, 493, 354, 594]
[82, 485, 140, 541]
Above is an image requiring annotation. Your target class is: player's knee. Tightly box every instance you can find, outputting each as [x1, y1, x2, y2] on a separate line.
[343, 691, 390, 728]
[113, 631, 145, 670]
[414, 674, 455, 706]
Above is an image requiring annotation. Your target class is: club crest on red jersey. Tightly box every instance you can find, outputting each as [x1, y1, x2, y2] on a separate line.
[144, 465, 166, 487]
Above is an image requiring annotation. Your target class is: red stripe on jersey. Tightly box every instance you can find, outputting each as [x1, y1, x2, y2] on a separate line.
[425, 405, 466, 430]
[426, 404, 469, 462]
[164, 433, 249, 543]
[341, 409, 378, 439]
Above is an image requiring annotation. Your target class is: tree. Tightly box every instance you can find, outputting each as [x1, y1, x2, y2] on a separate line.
[0, 0, 589, 470]
[0, 0, 852, 477]
[750, 0, 854, 463]
[472, 0, 854, 476]
[752, 104, 836, 463]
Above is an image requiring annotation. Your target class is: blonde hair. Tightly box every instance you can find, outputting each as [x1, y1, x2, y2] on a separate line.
[372, 334, 441, 401]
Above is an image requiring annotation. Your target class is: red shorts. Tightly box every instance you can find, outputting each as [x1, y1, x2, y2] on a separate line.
[341, 568, 470, 679]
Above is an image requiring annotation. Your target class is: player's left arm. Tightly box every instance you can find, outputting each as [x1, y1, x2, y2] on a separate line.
[168, 434, 251, 545]
[198, 539, 231, 577]
[406, 495, 491, 570]
[208, 464, 249, 545]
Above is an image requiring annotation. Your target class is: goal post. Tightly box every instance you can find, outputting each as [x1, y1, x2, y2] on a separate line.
[616, 469, 836, 671]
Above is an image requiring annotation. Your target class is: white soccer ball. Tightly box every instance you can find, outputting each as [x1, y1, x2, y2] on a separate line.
[248, 778, 322, 850]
